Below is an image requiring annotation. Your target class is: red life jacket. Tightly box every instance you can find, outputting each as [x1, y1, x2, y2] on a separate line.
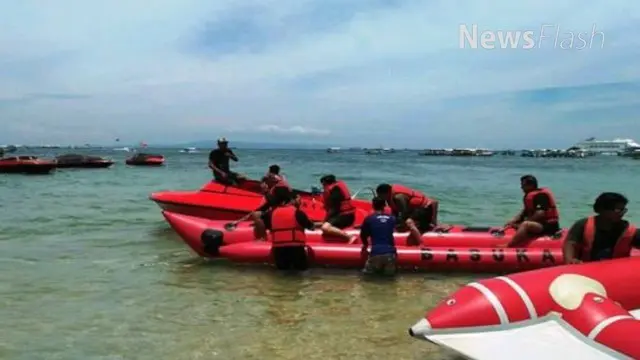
[267, 176, 291, 196]
[322, 180, 355, 214]
[389, 184, 431, 212]
[580, 216, 636, 261]
[270, 205, 307, 248]
[523, 187, 559, 224]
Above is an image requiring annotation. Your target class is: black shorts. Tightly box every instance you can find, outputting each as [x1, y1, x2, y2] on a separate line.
[326, 213, 355, 229]
[272, 246, 308, 271]
[409, 207, 434, 233]
[213, 171, 240, 185]
[539, 222, 560, 236]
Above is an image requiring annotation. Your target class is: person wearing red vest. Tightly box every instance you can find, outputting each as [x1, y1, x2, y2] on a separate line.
[504, 175, 561, 247]
[563, 192, 640, 263]
[375, 183, 439, 246]
[253, 186, 316, 271]
[260, 164, 289, 194]
[319, 174, 357, 242]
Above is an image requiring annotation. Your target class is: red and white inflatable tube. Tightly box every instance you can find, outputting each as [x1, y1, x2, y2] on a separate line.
[409, 256, 640, 359]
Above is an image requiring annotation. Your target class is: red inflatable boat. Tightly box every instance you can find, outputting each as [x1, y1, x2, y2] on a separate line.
[163, 211, 566, 257]
[409, 256, 640, 359]
[163, 211, 566, 272]
[151, 179, 374, 223]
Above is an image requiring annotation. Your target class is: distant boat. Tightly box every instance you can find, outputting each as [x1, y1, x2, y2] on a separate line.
[326, 147, 341, 153]
[571, 137, 640, 155]
[113, 147, 130, 152]
[179, 147, 198, 153]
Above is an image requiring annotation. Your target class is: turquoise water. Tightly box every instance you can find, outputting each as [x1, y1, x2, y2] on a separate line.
[1, 149, 639, 359]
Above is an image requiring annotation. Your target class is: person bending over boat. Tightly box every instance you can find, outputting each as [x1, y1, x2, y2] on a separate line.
[254, 186, 316, 271]
[208, 137, 245, 185]
[250, 173, 295, 226]
[503, 175, 560, 247]
[260, 164, 288, 194]
[360, 197, 398, 276]
[319, 175, 357, 242]
[563, 192, 640, 264]
[375, 183, 438, 246]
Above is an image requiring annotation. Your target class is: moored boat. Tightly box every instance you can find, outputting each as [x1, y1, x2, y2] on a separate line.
[0, 156, 57, 174]
[409, 256, 640, 359]
[55, 154, 114, 168]
[125, 153, 165, 166]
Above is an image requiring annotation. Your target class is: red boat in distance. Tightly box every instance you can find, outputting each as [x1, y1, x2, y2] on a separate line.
[125, 153, 165, 166]
[150, 179, 374, 223]
[0, 156, 57, 174]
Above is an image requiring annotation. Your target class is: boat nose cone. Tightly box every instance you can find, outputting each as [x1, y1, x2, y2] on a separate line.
[408, 318, 432, 337]
[416, 283, 506, 334]
[201, 229, 224, 256]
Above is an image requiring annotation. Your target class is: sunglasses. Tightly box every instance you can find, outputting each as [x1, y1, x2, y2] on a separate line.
[614, 208, 628, 214]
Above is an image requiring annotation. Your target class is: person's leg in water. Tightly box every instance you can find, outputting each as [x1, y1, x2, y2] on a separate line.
[507, 220, 544, 247]
[251, 211, 268, 240]
[321, 213, 356, 242]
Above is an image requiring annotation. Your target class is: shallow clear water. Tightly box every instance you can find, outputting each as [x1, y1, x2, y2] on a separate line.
[1, 149, 638, 359]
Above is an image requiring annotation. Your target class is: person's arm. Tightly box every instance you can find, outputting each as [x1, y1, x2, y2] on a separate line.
[393, 195, 410, 222]
[325, 187, 343, 219]
[256, 196, 273, 212]
[360, 217, 371, 248]
[295, 209, 316, 230]
[208, 151, 225, 175]
[226, 149, 238, 162]
[563, 218, 587, 263]
[507, 209, 525, 226]
[528, 193, 550, 222]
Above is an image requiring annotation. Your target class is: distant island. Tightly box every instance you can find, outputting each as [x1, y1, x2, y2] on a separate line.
[176, 140, 334, 150]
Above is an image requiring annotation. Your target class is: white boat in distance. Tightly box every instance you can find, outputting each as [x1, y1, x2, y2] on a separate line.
[179, 147, 198, 153]
[572, 137, 640, 155]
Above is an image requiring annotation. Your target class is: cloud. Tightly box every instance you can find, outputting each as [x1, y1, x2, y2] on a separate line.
[0, 0, 639, 147]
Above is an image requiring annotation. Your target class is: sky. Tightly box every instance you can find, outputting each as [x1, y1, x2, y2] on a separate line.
[1, 0, 639, 148]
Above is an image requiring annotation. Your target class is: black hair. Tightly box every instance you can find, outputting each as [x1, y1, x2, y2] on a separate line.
[593, 192, 628, 213]
[269, 164, 280, 174]
[520, 175, 538, 188]
[320, 174, 336, 184]
[273, 186, 292, 204]
[376, 183, 392, 194]
[372, 197, 386, 211]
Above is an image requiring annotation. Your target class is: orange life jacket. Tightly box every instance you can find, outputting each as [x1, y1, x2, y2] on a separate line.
[580, 216, 636, 261]
[389, 184, 431, 212]
[322, 180, 355, 214]
[270, 205, 307, 247]
[523, 187, 559, 224]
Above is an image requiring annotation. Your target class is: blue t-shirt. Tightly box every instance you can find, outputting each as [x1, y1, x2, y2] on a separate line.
[360, 213, 397, 256]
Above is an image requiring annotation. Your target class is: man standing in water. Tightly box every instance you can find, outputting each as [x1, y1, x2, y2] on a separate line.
[360, 197, 398, 276]
[563, 192, 640, 263]
[208, 137, 245, 185]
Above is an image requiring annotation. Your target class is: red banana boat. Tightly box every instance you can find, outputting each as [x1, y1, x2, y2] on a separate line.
[409, 256, 640, 359]
[0, 156, 57, 174]
[125, 153, 165, 166]
[150, 179, 374, 223]
[163, 211, 565, 271]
